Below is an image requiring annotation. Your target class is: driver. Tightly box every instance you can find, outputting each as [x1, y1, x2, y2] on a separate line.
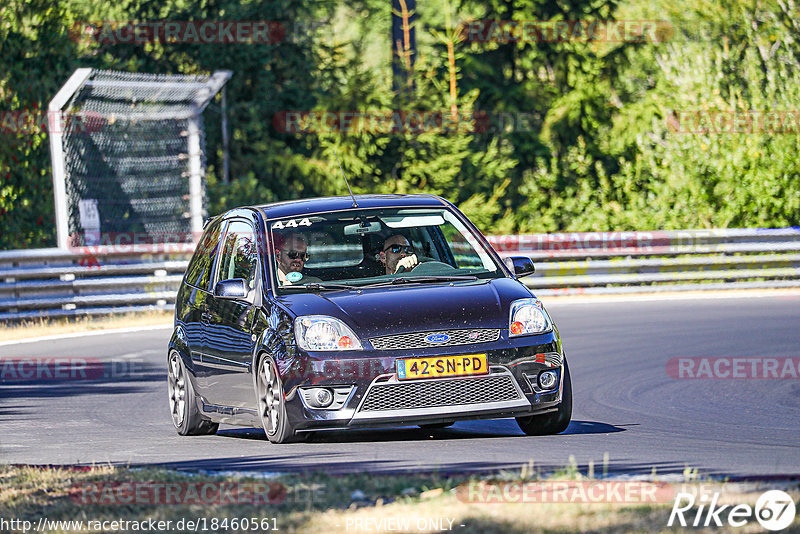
[379, 234, 418, 274]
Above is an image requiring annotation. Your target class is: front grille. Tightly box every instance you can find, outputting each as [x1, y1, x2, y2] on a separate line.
[370, 328, 500, 351]
[359, 374, 521, 412]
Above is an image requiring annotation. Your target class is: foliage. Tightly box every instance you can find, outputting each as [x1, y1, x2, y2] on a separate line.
[0, 0, 82, 248]
[512, 0, 800, 231]
[1, 0, 799, 249]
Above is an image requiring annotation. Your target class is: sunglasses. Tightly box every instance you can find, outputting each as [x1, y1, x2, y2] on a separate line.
[282, 249, 310, 261]
[384, 244, 414, 254]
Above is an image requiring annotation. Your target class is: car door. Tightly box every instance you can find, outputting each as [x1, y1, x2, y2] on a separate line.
[202, 219, 260, 408]
[180, 219, 225, 390]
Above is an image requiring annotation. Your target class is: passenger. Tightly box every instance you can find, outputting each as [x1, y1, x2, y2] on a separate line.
[379, 234, 418, 274]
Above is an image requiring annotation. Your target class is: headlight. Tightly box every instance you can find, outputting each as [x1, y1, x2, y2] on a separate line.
[509, 298, 551, 336]
[294, 315, 363, 351]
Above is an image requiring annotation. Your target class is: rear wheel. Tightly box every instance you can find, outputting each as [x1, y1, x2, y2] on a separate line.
[516, 360, 572, 436]
[256, 355, 301, 444]
[167, 351, 218, 436]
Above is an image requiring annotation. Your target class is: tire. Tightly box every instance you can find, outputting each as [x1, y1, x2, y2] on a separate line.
[167, 351, 218, 436]
[419, 422, 455, 429]
[516, 360, 572, 436]
[256, 355, 302, 444]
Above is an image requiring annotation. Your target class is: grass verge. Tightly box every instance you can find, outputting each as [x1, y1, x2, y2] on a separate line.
[1, 464, 798, 533]
[0, 311, 173, 343]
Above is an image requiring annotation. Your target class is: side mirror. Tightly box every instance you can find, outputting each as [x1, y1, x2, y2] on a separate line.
[214, 278, 248, 300]
[504, 256, 535, 277]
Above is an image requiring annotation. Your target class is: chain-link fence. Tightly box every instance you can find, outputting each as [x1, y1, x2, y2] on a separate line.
[49, 69, 231, 249]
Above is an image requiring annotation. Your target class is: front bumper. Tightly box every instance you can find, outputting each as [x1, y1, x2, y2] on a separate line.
[279, 331, 566, 431]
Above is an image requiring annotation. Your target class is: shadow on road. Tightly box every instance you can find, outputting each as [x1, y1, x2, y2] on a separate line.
[0, 360, 163, 418]
[139, 452, 691, 478]
[0, 360, 162, 391]
[564, 421, 632, 434]
[213, 419, 629, 445]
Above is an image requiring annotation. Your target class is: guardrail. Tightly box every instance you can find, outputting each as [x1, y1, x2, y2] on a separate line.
[0, 246, 190, 320]
[487, 227, 800, 296]
[1, 227, 799, 320]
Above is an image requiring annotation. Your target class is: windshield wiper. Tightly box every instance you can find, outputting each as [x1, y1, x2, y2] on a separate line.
[359, 275, 478, 288]
[282, 282, 357, 291]
[396, 275, 479, 283]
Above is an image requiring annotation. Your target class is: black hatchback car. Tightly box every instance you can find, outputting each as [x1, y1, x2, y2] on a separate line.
[168, 194, 571, 443]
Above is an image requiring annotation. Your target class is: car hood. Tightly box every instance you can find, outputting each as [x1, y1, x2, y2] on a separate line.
[276, 278, 534, 338]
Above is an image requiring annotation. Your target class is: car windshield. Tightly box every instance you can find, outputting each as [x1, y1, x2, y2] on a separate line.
[268, 207, 504, 292]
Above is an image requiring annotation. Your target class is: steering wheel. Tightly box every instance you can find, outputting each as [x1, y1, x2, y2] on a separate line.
[396, 260, 457, 275]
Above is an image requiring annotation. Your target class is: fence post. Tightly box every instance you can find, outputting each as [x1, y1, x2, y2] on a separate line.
[187, 113, 204, 239]
[48, 68, 92, 250]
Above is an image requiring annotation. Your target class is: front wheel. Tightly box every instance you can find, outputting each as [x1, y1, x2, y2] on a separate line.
[256, 355, 301, 444]
[167, 351, 218, 436]
[516, 360, 572, 436]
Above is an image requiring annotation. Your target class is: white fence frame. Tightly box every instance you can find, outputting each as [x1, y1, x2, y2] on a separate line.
[47, 69, 232, 250]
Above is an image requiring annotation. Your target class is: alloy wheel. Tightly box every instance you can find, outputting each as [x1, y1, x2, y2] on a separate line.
[168, 353, 186, 427]
[257, 358, 282, 436]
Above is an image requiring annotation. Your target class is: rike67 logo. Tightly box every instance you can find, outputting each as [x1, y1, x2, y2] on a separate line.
[668, 489, 796, 531]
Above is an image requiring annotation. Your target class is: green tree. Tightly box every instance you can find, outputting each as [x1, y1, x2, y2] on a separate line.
[0, 0, 83, 248]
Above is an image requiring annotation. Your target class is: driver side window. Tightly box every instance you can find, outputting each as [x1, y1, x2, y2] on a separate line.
[215, 220, 259, 290]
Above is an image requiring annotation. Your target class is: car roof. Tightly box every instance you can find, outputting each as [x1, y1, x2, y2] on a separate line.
[254, 194, 449, 220]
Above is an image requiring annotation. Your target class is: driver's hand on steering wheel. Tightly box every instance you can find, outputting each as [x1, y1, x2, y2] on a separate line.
[395, 254, 419, 273]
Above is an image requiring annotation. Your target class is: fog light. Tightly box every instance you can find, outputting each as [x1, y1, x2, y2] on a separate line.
[314, 388, 334, 408]
[299, 385, 353, 410]
[538, 370, 558, 390]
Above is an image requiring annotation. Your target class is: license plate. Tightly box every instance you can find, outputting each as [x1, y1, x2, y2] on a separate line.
[396, 354, 489, 380]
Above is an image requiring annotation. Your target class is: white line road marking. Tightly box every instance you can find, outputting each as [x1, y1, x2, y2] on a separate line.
[117, 350, 160, 360]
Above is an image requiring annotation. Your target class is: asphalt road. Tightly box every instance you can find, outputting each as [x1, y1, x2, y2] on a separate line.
[2, 295, 799, 478]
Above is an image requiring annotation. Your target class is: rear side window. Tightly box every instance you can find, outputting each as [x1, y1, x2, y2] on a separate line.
[216, 220, 259, 290]
[184, 220, 224, 290]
